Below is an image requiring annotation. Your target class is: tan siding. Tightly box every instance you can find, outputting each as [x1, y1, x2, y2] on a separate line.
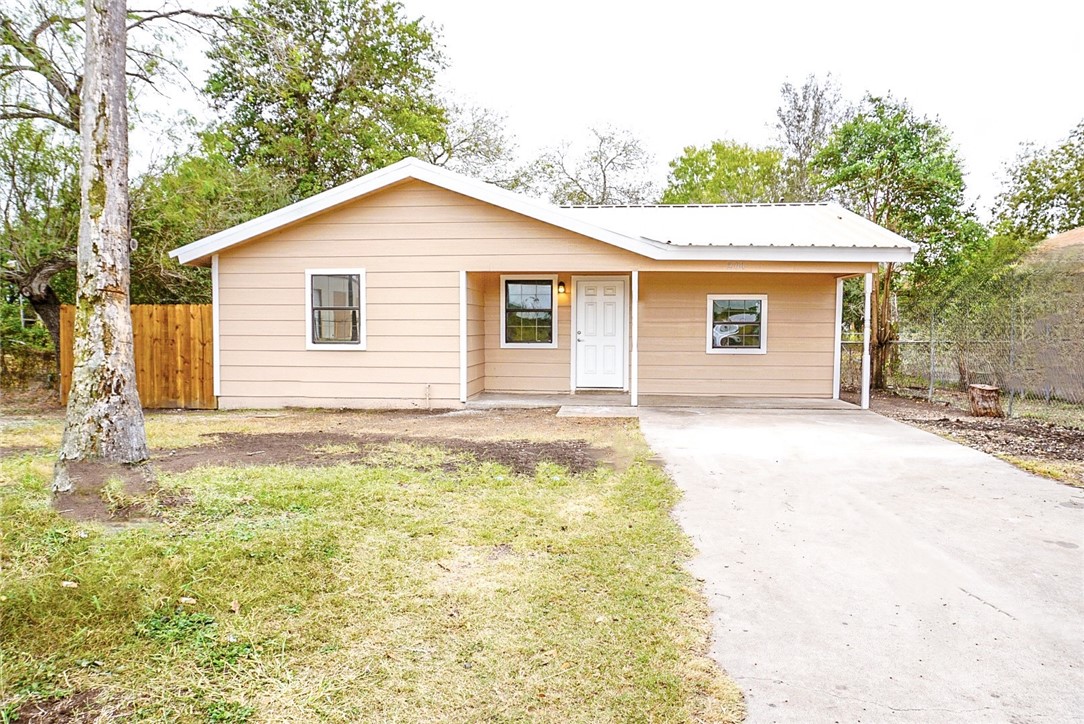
[481, 272, 571, 393]
[215, 180, 865, 407]
[466, 273, 486, 397]
[217, 245, 461, 405]
[638, 272, 837, 397]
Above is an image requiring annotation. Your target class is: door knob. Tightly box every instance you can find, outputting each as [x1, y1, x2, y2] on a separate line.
[576, 331, 584, 342]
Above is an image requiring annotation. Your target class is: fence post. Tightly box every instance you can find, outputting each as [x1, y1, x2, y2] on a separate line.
[928, 307, 936, 403]
[1007, 294, 1016, 418]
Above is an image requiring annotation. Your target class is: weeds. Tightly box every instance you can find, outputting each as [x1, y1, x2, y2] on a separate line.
[0, 416, 742, 722]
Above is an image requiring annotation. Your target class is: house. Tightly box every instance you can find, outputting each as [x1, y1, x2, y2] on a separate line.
[169, 158, 915, 410]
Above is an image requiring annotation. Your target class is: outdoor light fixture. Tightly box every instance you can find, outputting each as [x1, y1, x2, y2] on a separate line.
[557, 280, 566, 294]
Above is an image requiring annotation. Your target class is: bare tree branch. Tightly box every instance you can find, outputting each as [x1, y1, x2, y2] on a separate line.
[0, 105, 77, 131]
[126, 8, 229, 32]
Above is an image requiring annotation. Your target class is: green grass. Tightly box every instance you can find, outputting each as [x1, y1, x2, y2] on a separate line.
[996, 454, 1084, 488]
[0, 433, 742, 721]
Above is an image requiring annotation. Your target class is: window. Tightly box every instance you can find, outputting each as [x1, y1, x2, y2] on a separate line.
[501, 275, 557, 348]
[706, 294, 767, 354]
[306, 269, 365, 350]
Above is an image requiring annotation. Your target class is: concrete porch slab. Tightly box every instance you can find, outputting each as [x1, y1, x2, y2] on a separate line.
[467, 392, 631, 409]
[556, 405, 640, 418]
[467, 392, 858, 411]
[638, 395, 858, 410]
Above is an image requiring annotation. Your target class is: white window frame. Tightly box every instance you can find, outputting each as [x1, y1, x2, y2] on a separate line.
[500, 274, 559, 349]
[706, 294, 768, 355]
[305, 268, 366, 351]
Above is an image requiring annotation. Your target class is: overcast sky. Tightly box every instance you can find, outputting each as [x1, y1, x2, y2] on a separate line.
[399, 0, 1084, 217]
[136, 0, 1082, 219]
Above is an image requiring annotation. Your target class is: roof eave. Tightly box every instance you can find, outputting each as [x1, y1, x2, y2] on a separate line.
[169, 157, 654, 266]
[169, 157, 918, 266]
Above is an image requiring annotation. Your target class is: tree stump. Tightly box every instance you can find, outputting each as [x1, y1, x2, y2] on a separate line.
[967, 384, 1004, 418]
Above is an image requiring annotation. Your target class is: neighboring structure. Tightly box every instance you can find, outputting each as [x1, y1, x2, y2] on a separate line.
[169, 158, 915, 410]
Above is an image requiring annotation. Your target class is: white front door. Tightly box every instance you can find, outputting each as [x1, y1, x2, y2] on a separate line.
[575, 278, 627, 389]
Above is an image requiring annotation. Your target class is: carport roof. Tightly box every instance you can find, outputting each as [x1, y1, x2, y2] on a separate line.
[561, 204, 915, 251]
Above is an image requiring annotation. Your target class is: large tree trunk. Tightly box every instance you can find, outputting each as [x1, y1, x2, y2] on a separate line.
[27, 286, 63, 372]
[54, 0, 148, 492]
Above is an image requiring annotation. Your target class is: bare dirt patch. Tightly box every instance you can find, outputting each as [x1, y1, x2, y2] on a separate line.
[866, 390, 1084, 486]
[50, 424, 607, 523]
[51, 462, 158, 522]
[155, 429, 603, 476]
[14, 689, 102, 723]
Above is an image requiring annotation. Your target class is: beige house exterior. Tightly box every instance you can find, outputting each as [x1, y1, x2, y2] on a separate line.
[170, 158, 916, 410]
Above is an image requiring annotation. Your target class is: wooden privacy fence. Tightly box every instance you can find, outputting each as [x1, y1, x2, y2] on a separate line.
[61, 304, 216, 409]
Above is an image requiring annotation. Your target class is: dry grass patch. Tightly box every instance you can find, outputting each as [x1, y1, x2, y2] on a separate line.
[996, 455, 1084, 487]
[0, 410, 742, 722]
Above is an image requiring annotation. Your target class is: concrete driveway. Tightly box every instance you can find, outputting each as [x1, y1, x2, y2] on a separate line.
[639, 408, 1084, 723]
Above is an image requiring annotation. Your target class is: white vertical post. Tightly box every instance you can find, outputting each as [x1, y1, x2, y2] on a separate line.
[832, 277, 843, 400]
[211, 253, 221, 397]
[459, 270, 467, 404]
[631, 270, 639, 407]
[861, 271, 873, 409]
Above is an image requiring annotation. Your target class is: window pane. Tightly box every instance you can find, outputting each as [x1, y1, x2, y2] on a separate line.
[505, 280, 554, 344]
[713, 299, 761, 324]
[312, 274, 359, 308]
[711, 298, 762, 349]
[506, 311, 553, 344]
[313, 309, 359, 343]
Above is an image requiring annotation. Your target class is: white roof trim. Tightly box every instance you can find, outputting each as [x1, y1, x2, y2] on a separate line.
[169, 157, 917, 265]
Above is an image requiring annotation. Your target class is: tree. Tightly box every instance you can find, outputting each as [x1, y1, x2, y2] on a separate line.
[205, 0, 446, 198]
[775, 73, 844, 201]
[1, 0, 223, 131]
[993, 119, 1084, 241]
[128, 133, 293, 303]
[813, 94, 975, 388]
[54, 0, 147, 490]
[1, 0, 222, 365]
[418, 99, 527, 189]
[661, 140, 786, 204]
[530, 126, 656, 205]
[0, 121, 79, 366]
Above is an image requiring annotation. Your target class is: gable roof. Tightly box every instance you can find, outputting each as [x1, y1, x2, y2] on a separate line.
[169, 157, 918, 266]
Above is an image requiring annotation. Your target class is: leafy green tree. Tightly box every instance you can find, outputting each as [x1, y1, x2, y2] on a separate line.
[529, 126, 656, 205]
[205, 0, 447, 197]
[994, 119, 1084, 240]
[0, 121, 79, 364]
[662, 140, 786, 204]
[813, 94, 977, 388]
[1, 0, 222, 371]
[129, 134, 294, 303]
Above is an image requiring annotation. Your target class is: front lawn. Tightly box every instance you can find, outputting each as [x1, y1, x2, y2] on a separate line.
[0, 408, 743, 722]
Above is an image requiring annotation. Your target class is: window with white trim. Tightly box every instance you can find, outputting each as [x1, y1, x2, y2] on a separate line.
[306, 269, 366, 350]
[500, 275, 557, 348]
[706, 295, 767, 354]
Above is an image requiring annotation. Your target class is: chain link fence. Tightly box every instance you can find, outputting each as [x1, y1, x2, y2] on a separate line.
[839, 241, 1084, 419]
[841, 336, 1084, 413]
